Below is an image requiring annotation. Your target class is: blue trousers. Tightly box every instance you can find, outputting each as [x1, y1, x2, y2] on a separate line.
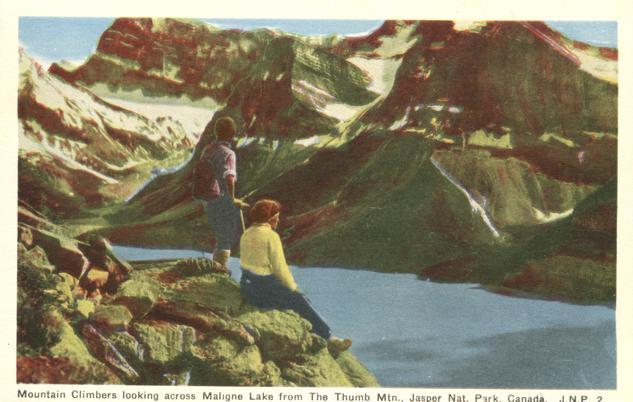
[205, 195, 241, 250]
[240, 269, 332, 339]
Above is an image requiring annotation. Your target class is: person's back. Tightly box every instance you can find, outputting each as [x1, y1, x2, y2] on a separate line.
[196, 141, 235, 200]
[240, 222, 297, 291]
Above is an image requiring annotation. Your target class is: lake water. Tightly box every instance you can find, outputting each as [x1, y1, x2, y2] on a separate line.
[113, 246, 616, 389]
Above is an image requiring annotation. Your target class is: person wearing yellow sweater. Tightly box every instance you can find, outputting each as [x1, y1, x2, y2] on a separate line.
[239, 199, 351, 353]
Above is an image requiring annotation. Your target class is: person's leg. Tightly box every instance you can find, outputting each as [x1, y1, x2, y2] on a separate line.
[240, 272, 333, 339]
[284, 291, 332, 339]
[240, 270, 283, 309]
[207, 196, 237, 272]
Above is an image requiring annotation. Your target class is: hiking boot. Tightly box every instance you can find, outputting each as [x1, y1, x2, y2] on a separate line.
[213, 249, 232, 276]
[211, 260, 229, 274]
[327, 337, 352, 356]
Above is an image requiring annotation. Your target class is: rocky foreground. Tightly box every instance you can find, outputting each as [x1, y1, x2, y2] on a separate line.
[17, 203, 377, 386]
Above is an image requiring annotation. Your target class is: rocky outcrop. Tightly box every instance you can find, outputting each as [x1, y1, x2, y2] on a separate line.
[19, 202, 131, 297]
[17, 212, 378, 386]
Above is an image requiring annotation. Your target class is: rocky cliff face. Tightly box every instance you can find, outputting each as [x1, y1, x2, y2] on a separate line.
[17, 204, 377, 386]
[50, 18, 263, 102]
[18, 50, 194, 216]
[352, 21, 617, 137]
[50, 18, 378, 139]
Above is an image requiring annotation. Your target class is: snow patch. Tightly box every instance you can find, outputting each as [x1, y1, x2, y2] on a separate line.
[294, 136, 321, 147]
[453, 21, 487, 32]
[294, 80, 336, 102]
[98, 95, 217, 138]
[19, 128, 119, 184]
[346, 56, 401, 95]
[431, 156, 501, 238]
[292, 79, 367, 121]
[319, 102, 365, 121]
[390, 106, 411, 130]
[571, 48, 618, 84]
[374, 24, 418, 58]
[414, 103, 464, 114]
[532, 207, 574, 223]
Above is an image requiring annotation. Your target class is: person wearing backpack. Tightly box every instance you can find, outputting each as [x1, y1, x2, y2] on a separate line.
[193, 116, 249, 273]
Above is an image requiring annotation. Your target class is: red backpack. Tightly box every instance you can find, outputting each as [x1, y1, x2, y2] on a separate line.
[192, 144, 219, 201]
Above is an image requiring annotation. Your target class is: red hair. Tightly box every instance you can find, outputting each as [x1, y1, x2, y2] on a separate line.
[249, 199, 281, 223]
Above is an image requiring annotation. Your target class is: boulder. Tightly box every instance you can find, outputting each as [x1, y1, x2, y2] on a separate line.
[90, 305, 133, 331]
[75, 299, 96, 320]
[18, 203, 52, 229]
[81, 268, 110, 291]
[111, 278, 162, 319]
[28, 225, 88, 278]
[59, 272, 85, 299]
[163, 274, 244, 315]
[43, 310, 123, 384]
[131, 320, 196, 366]
[76, 234, 132, 292]
[151, 299, 254, 346]
[47, 310, 95, 365]
[59, 272, 79, 288]
[107, 331, 143, 365]
[18, 244, 55, 273]
[237, 310, 315, 361]
[280, 348, 353, 387]
[190, 336, 285, 386]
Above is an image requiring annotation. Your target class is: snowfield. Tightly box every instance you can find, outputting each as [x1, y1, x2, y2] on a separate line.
[99, 95, 218, 139]
[347, 56, 401, 95]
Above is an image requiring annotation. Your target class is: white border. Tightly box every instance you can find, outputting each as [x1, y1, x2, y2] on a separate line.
[2, 0, 630, 401]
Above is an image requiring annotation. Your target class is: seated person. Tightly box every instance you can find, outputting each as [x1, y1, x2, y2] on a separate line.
[239, 199, 351, 353]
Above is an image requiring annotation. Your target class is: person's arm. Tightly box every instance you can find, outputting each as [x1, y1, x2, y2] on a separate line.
[226, 174, 236, 199]
[270, 232, 298, 291]
[224, 152, 248, 208]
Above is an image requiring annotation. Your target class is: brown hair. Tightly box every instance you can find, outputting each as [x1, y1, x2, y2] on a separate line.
[215, 116, 237, 141]
[249, 199, 281, 224]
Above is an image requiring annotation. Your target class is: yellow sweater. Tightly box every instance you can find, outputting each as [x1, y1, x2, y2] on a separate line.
[239, 223, 298, 291]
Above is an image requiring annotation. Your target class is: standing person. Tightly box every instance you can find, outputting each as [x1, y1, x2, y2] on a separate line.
[239, 199, 352, 353]
[193, 116, 249, 273]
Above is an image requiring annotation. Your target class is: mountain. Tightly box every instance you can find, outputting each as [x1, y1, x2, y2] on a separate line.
[342, 21, 616, 137]
[18, 49, 194, 217]
[49, 18, 379, 139]
[40, 19, 617, 304]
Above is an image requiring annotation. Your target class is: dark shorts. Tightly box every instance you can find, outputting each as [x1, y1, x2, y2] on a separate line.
[240, 269, 332, 339]
[205, 195, 241, 250]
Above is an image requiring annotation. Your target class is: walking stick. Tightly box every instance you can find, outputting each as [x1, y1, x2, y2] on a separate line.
[239, 209, 246, 233]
